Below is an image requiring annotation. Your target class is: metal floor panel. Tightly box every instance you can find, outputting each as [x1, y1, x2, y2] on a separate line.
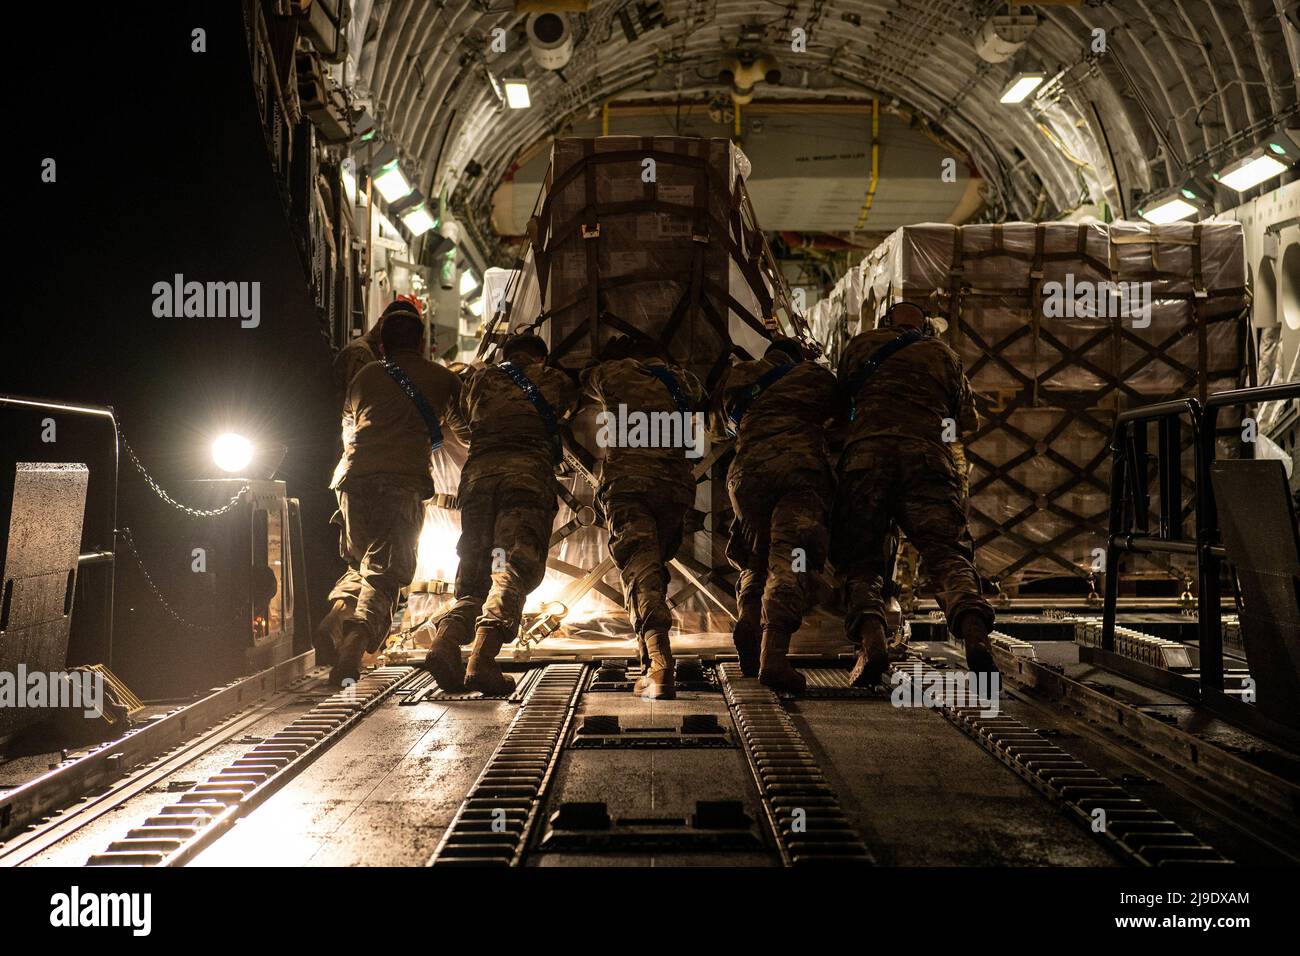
[531, 686, 776, 866]
[189, 694, 521, 867]
[791, 697, 1118, 866]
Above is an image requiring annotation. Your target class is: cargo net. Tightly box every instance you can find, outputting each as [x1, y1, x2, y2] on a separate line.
[402, 137, 817, 647]
[810, 221, 1250, 589]
[481, 136, 813, 378]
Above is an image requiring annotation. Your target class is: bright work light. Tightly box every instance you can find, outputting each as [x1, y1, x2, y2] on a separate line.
[401, 203, 437, 236]
[504, 79, 531, 109]
[1215, 153, 1289, 192]
[373, 159, 414, 203]
[212, 433, 254, 474]
[999, 72, 1044, 104]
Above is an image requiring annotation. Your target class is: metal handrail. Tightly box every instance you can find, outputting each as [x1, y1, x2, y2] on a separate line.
[1102, 381, 1300, 695]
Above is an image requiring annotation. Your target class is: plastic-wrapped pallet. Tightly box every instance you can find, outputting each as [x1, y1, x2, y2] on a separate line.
[817, 219, 1248, 585]
[505, 136, 778, 380]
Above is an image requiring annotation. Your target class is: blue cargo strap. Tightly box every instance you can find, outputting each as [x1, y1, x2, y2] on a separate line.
[498, 360, 563, 462]
[845, 329, 924, 422]
[382, 359, 443, 451]
[725, 361, 797, 436]
[641, 364, 692, 414]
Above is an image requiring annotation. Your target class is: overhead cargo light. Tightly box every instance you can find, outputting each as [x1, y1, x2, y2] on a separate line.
[999, 71, 1045, 104]
[1139, 193, 1198, 225]
[1215, 152, 1289, 192]
[504, 77, 531, 109]
[1137, 181, 1211, 225]
[401, 203, 437, 236]
[459, 268, 481, 296]
[1212, 128, 1298, 193]
[373, 158, 414, 202]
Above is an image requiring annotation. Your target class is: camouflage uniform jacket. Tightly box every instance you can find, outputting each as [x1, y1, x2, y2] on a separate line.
[449, 362, 580, 485]
[708, 358, 838, 485]
[330, 348, 461, 497]
[837, 329, 979, 473]
[580, 357, 704, 505]
[332, 325, 384, 406]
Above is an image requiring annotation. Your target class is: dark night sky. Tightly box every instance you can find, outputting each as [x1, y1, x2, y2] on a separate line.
[9, 2, 341, 692]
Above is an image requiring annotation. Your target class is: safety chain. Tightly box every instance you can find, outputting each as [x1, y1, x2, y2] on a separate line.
[120, 434, 249, 518]
[118, 527, 230, 633]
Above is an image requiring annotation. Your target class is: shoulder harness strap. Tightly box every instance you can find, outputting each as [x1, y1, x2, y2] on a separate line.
[640, 364, 692, 414]
[845, 329, 924, 422]
[725, 361, 797, 436]
[382, 359, 443, 451]
[498, 361, 563, 462]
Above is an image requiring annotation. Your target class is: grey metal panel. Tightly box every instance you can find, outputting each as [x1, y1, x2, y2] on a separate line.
[1, 462, 89, 743]
[1210, 459, 1300, 729]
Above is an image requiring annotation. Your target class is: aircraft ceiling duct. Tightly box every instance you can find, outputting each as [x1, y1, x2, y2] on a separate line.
[973, 12, 1038, 64]
[526, 13, 573, 71]
[720, 52, 780, 106]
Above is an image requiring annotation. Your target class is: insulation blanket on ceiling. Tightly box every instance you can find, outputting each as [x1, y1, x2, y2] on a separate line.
[508, 136, 775, 378]
[817, 219, 1249, 584]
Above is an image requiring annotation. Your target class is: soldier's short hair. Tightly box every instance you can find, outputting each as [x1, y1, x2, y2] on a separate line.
[381, 313, 423, 352]
[381, 299, 422, 323]
[764, 337, 806, 364]
[502, 332, 549, 362]
[882, 301, 927, 328]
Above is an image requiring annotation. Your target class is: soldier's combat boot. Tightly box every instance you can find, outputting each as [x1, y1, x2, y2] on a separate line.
[465, 625, 516, 696]
[330, 623, 368, 687]
[423, 617, 468, 692]
[316, 598, 353, 664]
[633, 629, 676, 700]
[958, 613, 998, 679]
[759, 629, 806, 695]
[732, 616, 761, 677]
[848, 618, 890, 687]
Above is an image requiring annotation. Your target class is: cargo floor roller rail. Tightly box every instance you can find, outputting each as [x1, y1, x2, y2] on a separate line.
[3, 636, 1297, 867]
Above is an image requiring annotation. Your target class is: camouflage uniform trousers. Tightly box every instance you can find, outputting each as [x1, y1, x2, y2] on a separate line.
[831, 437, 994, 640]
[442, 470, 558, 641]
[601, 483, 690, 637]
[328, 474, 426, 652]
[727, 465, 833, 635]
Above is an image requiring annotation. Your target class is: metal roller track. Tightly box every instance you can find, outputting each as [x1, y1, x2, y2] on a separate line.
[0, 672, 320, 867]
[85, 665, 416, 867]
[0, 650, 315, 845]
[995, 647, 1300, 836]
[718, 663, 872, 865]
[928, 677, 1231, 866]
[428, 663, 586, 866]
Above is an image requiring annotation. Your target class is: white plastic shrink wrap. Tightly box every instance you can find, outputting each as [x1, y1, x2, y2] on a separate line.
[818, 220, 1248, 584]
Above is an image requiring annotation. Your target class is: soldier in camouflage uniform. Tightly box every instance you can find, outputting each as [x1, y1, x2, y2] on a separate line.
[582, 337, 704, 699]
[423, 334, 579, 695]
[327, 311, 460, 685]
[709, 338, 837, 694]
[832, 301, 996, 684]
